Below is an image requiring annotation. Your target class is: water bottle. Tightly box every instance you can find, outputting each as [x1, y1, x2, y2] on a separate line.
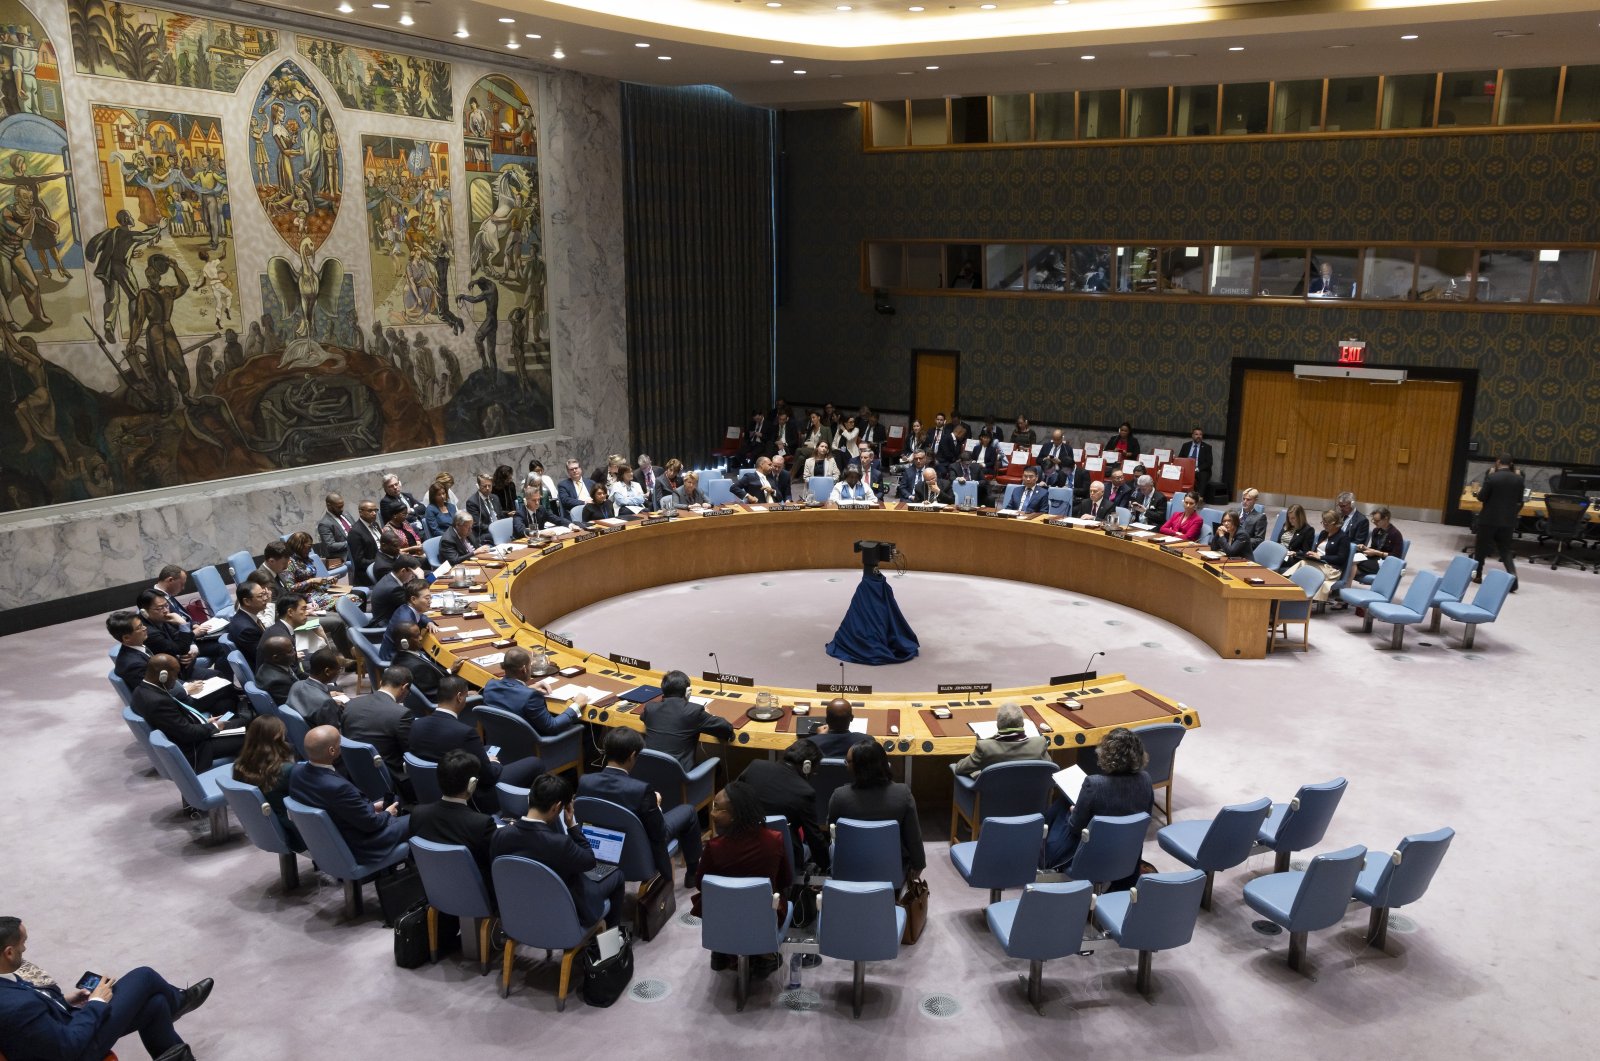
[786, 952, 803, 989]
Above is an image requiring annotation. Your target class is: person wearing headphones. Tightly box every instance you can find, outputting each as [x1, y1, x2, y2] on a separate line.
[129, 654, 244, 770]
[406, 749, 498, 889]
[408, 675, 544, 813]
[737, 737, 828, 871]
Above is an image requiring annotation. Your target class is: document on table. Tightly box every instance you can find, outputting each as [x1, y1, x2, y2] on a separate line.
[1052, 765, 1088, 803]
[689, 695, 713, 707]
[187, 676, 233, 699]
[968, 719, 1041, 740]
[549, 683, 613, 703]
[849, 718, 869, 734]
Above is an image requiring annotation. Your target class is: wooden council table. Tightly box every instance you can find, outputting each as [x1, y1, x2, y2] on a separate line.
[1457, 488, 1600, 523]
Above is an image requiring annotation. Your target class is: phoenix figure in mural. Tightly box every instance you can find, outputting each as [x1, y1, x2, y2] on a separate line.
[266, 237, 345, 338]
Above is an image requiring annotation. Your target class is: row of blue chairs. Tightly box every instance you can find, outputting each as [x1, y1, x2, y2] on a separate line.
[1338, 553, 1514, 649]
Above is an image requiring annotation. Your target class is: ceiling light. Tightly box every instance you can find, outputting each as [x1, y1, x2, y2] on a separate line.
[454, 28, 468, 38]
[552, 46, 565, 58]
[657, 55, 672, 60]
[1325, 43, 1353, 49]
[909, 4, 924, 9]
[1228, 46, 1244, 51]
[836, 5, 852, 11]
[398, 14, 413, 25]
[771, 58, 784, 64]
[1054, 0, 1069, 5]
[980, 3, 996, 9]
[1080, 54, 1095, 60]
[506, 41, 519, 49]
[766, 2, 781, 6]
[337, 2, 353, 12]
[926, 65, 939, 70]
[525, 33, 541, 39]
[370, 2, 389, 8]
[636, 42, 650, 47]
[1401, 34, 1418, 40]
[793, 70, 806, 75]
[497, 17, 514, 23]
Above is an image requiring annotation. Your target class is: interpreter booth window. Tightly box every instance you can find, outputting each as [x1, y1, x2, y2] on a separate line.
[1068, 246, 1113, 293]
[1116, 246, 1162, 292]
[1035, 91, 1075, 140]
[1476, 250, 1537, 303]
[1531, 250, 1595, 304]
[985, 244, 1027, 291]
[1174, 84, 1218, 136]
[1560, 65, 1600, 122]
[905, 244, 944, 289]
[1221, 82, 1270, 134]
[1273, 79, 1324, 133]
[1416, 247, 1480, 301]
[867, 243, 905, 289]
[909, 99, 949, 145]
[1308, 248, 1360, 299]
[1161, 247, 1208, 294]
[1497, 67, 1560, 126]
[1078, 90, 1121, 139]
[1381, 74, 1437, 129]
[1024, 245, 1068, 292]
[1437, 71, 1499, 127]
[1258, 248, 1308, 297]
[870, 101, 908, 147]
[992, 94, 1031, 142]
[951, 96, 990, 144]
[1362, 249, 1420, 301]
[1209, 246, 1257, 297]
[1127, 87, 1168, 137]
[945, 244, 984, 289]
[1325, 77, 1380, 131]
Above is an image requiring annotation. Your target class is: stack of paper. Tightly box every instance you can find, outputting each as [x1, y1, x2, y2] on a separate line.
[194, 617, 228, 637]
[746, 506, 769, 513]
[1199, 550, 1224, 561]
[1052, 765, 1088, 802]
[549, 683, 612, 703]
[473, 652, 506, 668]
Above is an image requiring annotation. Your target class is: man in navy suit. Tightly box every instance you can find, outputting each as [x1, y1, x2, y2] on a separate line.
[0, 916, 212, 1061]
[288, 725, 408, 864]
[642, 670, 733, 770]
[1038, 428, 1073, 466]
[130, 654, 244, 770]
[896, 450, 933, 502]
[341, 667, 415, 783]
[1009, 467, 1050, 514]
[463, 473, 502, 545]
[848, 444, 884, 497]
[409, 676, 543, 812]
[379, 582, 432, 658]
[482, 647, 586, 733]
[223, 580, 272, 666]
[491, 773, 621, 927]
[368, 555, 421, 628]
[731, 456, 791, 504]
[810, 698, 875, 760]
[555, 458, 593, 518]
[576, 727, 703, 887]
[513, 482, 569, 538]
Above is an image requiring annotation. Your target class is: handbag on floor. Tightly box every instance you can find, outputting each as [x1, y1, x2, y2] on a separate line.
[899, 877, 929, 944]
[581, 925, 635, 1008]
[635, 871, 677, 941]
[393, 903, 431, 968]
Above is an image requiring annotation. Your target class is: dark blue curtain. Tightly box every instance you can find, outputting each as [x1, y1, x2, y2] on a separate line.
[622, 84, 775, 464]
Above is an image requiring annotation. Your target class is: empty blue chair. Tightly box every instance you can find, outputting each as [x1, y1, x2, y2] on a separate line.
[986, 881, 1094, 1011]
[122, 706, 167, 778]
[411, 837, 496, 972]
[1257, 777, 1347, 872]
[283, 795, 410, 919]
[812, 758, 851, 825]
[276, 703, 310, 757]
[487, 517, 514, 546]
[335, 594, 379, 635]
[952, 480, 980, 508]
[763, 815, 799, 886]
[1427, 555, 1477, 632]
[832, 818, 904, 891]
[1156, 796, 1272, 909]
[225, 649, 256, 691]
[950, 813, 1045, 904]
[476, 705, 581, 775]
[574, 796, 678, 888]
[1367, 570, 1441, 648]
[701, 875, 795, 1012]
[308, 549, 347, 582]
[146, 732, 233, 844]
[345, 623, 390, 688]
[1339, 555, 1404, 609]
[1267, 508, 1287, 545]
[217, 775, 303, 890]
[949, 759, 1056, 841]
[243, 681, 275, 719]
[492, 855, 606, 1009]
[1252, 539, 1287, 571]
[1270, 564, 1326, 652]
[1135, 722, 1187, 821]
[404, 752, 442, 803]
[1067, 812, 1150, 890]
[338, 737, 392, 802]
[704, 477, 738, 505]
[1352, 827, 1455, 948]
[1243, 845, 1368, 971]
[193, 565, 235, 619]
[1045, 487, 1074, 516]
[497, 781, 530, 819]
[227, 549, 255, 585]
[807, 475, 836, 502]
[818, 880, 903, 1018]
[633, 747, 717, 813]
[421, 536, 443, 568]
[1439, 569, 1514, 649]
[1092, 869, 1207, 994]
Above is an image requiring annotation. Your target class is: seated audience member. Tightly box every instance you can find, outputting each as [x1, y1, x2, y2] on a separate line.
[832, 415, 861, 460]
[1106, 468, 1135, 509]
[1075, 479, 1117, 521]
[1277, 503, 1316, 571]
[950, 448, 987, 498]
[340, 666, 415, 781]
[380, 583, 432, 658]
[1208, 510, 1254, 559]
[410, 675, 543, 812]
[925, 413, 959, 468]
[732, 456, 791, 505]
[144, 572, 226, 665]
[673, 471, 709, 508]
[316, 492, 354, 563]
[289, 725, 408, 861]
[1128, 475, 1168, 525]
[387, 622, 450, 703]
[1010, 417, 1037, 448]
[794, 410, 827, 470]
[1357, 506, 1404, 577]
[1042, 727, 1152, 882]
[438, 512, 487, 565]
[1286, 509, 1353, 604]
[1106, 421, 1140, 457]
[739, 738, 827, 870]
[483, 647, 586, 733]
[908, 466, 949, 505]
[423, 481, 457, 540]
[432, 472, 461, 510]
[514, 482, 569, 537]
[850, 444, 885, 496]
[829, 466, 877, 505]
[408, 749, 499, 886]
[384, 505, 425, 554]
[1039, 428, 1072, 466]
[0, 916, 213, 1061]
[580, 483, 626, 525]
[255, 636, 306, 705]
[650, 459, 683, 507]
[556, 458, 593, 516]
[1236, 487, 1266, 548]
[1009, 467, 1049, 513]
[258, 593, 312, 666]
[491, 773, 622, 928]
[611, 464, 648, 513]
[525, 460, 561, 504]
[1181, 427, 1214, 486]
[951, 702, 1052, 778]
[491, 464, 518, 513]
[287, 648, 347, 729]
[347, 499, 385, 587]
[895, 450, 932, 500]
[108, 608, 157, 691]
[693, 781, 793, 976]
[379, 473, 426, 530]
[282, 532, 336, 597]
[1335, 490, 1370, 545]
[899, 419, 926, 461]
[801, 441, 840, 481]
[811, 698, 875, 760]
[224, 581, 273, 664]
[827, 741, 925, 887]
[233, 715, 302, 848]
[979, 415, 1005, 444]
[132, 654, 244, 770]
[370, 529, 404, 586]
[1159, 491, 1205, 540]
[254, 540, 295, 595]
[578, 728, 703, 887]
[368, 554, 421, 628]
[635, 454, 665, 501]
[643, 669, 734, 770]
[971, 431, 1001, 478]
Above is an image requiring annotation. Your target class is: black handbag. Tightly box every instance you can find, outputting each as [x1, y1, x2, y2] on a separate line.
[393, 904, 430, 968]
[581, 926, 635, 1008]
[375, 861, 425, 926]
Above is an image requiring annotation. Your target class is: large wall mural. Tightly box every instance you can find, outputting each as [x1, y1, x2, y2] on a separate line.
[68, 1, 277, 93]
[249, 60, 340, 252]
[361, 133, 454, 330]
[298, 35, 451, 121]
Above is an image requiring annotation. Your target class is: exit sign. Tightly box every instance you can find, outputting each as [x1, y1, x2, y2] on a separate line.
[1337, 340, 1366, 365]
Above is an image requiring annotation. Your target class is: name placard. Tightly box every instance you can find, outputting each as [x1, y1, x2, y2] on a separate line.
[609, 652, 651, 670]
[937, 683, 993, 695]
[511, 559, 529, 576]
[540, 543, 564, 556]
[572, 531, 598, 543]
[816, 683, 873, 694]
[702, 671, 755, 687]
[509, 605, 525, 623]
[597, 525, 625, 535]
[699, 508, 731, 517]
[1049, 670, 1098, 686]
[544, 631, 574, 648]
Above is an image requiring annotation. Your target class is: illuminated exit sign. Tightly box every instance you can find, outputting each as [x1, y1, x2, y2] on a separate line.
[1337, 340, 1367, 365]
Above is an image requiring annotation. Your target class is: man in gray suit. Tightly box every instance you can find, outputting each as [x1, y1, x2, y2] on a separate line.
[642, 669, 733, 769]
[315, 493, 353, 562]
[287, 648, 346, 729]
[341, 665, 414, 781]
[951, 702, 1053, 777]
[1236, 487, 1267, 549]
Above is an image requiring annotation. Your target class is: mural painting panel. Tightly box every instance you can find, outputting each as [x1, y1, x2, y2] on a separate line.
[299, 35, 450, 121]
[68, 1, 277, 93]
[248, 60, 341, 253]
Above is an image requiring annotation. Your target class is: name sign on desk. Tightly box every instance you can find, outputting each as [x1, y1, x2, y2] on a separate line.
[540, 543, 563, 556]
[545, 631, 574, 648]
[938, 683, 993, 695]
[703, 671, 755, 687]
[609, 652, 651, 670]
[509, 605, 525, 623]
[511, 559, 529, 576]
[699, 507, 731, 517]
[817, 683, 873, 694]
[572, 531, 598, 543]
[1049, 670, 1098, 686]
[596, 525, 625, 535]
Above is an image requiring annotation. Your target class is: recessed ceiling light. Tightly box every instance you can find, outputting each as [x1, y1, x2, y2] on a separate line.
[980, 3, 996, 9]
[828, 73, 843, 78]
[337, 2, 353, 12]
[896, 70, 914, 75]
[771, 58, 784, 64]
[552, 47, 565, 58]
[766, 2, 781, 7]
[1080, 54, 1095, 60]
[1054, 0, 1070, 5]
[525, 33, 541, 39]
[1325, 43, 1353, 49]
[497, 17, 514, 23]
[636, 42, 650, 47]
[793, 69, 806, 75]
[1401, 34, 1418, 40]
[909, 4, 924, 10]
[506, 41, 519, 49]
[454, 28, 468, 38]
[1173, 52, 1194, 58]
[836, 4, 852, 10]
[1034, 61, 1054, 66]
[657, 55, 672, 60]
[925, 65, 939, 70]
[1228, 46, 1244, 51]
[398, 14, 413, 26]
[370, 2, 389, 8]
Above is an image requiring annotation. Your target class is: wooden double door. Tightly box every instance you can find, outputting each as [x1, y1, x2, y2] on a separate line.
[1234, 369, 1463, 513]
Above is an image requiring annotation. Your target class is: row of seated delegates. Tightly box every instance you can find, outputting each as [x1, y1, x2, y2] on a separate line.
[412, 676, 544, 811]
[254, 541, 353, 660]
[0, 915, 215, 1061]
[146, 566, 230, 667]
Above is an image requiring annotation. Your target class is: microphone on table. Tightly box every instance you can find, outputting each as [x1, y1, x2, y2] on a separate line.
[708, 651, 724, 694]
[1078, 651, 1105, 695]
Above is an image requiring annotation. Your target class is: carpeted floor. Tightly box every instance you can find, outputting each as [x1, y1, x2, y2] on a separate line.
[4, 518, 1595, 1059]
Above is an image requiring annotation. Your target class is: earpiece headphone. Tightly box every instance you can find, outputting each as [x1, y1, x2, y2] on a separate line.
[158, 669, 170, 685]
[398, 638, 410, 651]
[800, 759, 814, 778]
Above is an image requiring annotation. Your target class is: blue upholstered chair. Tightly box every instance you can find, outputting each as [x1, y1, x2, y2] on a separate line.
[421, 536, 443, 568]
[411, 837, 496, 972]
[475, 704, 580, 775]
[704, 477, 738, 505]
[242, 681, 275, 719]
[1256, 777, 1348, 872]
[308, 548, 347, 582]
[217, 775, 303, 890]
[807, 475, 836, 502]
[633, 747, 717, 814]
[818, 880, 904, 1018]
[344, 622, 390, 689]
[335, 594, 378, 635]
[1339, 554, 1404, 609]
[831, 818, 904, 891]
[122, 706, 167, 778]
[338, 737, 392, 801]
[487, 517, 514, 546]
[1351, 827, 1455, 949]
[1270, 564, 1326, 652]
[1243, 845, 1368, 971]
[1427, 555, 1477, 632]
[1067, 812, 1150, 891]
[573, 796, 678, 887]
[227, 550, 255, 585]
[1267, 509, 1287, 544]
[226, 650, 256, 691]
[812, 757, 851, 824]
[949, 759, 1056, 841]
[492, 855, 607, 1009]
[1092, 868, 1207, 994]
[1367, 570, 1441, 648]
[283, 796, 410, 919]
[950, 813, 1045, 904]
[193, 564, 235, 619]
[146, 731, 233, 844]
[108, 666, 134, 709]
[402, 751, 441, 803]
[1135, 722, 1187, 821]
[700, 875, 795, 1012]
[496, 782, 530, 819]
[986, 881, 1094, 1011]
[1252, 539, 1287, 571]
[952, 480, 980, 507]
[1439, 569, 1514, 649]
[763, 816, 799, 885]
[1156, 796, 1272, 909]
[1045, 487, 1074, 516]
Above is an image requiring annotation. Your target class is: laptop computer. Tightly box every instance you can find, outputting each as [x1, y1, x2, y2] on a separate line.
[581, 824, 626, 881]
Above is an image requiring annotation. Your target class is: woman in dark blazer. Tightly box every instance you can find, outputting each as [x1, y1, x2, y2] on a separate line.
[827, 740, 925, 887]
[1105, 421, 1141, 457]
[1299, 508, 1352, 602]
[1043, 727, 1152, 882]
[1208, 510, 1254, 559]
[1277, 503, 1317, 571]
[232, 715, 302, 849]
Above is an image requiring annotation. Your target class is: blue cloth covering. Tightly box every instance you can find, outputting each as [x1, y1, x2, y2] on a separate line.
[826, 570, 920, 665]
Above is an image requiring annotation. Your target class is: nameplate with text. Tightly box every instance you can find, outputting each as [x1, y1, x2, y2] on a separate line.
[609, 652, 651, 670]
[540, 543, 564, 556]
[511, 559, 529, 576]
[1049, 671, 1098, 687]
[937, 683, 993, 695]
[544, 631, 574, 649]
[699, 508, 731, 517]
[509, 605, 525, 623]
[816, 683, 873, 694]
[597, 525, 625, 534]
[703, 671, 755, 687]
[572, 531, 598, 543]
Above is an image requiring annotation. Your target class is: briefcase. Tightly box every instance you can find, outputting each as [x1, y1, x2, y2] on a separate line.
[375, 861, 425, 927]
[393, 904, 431, 968]
[635, 872, 677, 941]
[899, 877, 929, 944]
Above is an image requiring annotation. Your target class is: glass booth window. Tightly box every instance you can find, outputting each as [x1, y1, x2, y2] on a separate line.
[951, 96, 990, 144]
[1127, 87, 1168, 137]
[1259, 247, 1308, 297]
[1161, 247, 1208, 294]
[1561, 65, 1600, 123]
[1273, 80, 1323, 133]
[1221, 82, 1270, 134]
[1308, 248, 1360, 299]
[1035, 92, 1074, 140]
[1437, 70, 1499, 127]
[1498, 67, 1560, 126]
[1024, 245, 1068, 292]
[1174, 84, 1218, 136]
[985, 244, 1027, 291]
[910, 99, 949, 145]
[992, 94, 1031, 142]
[867, 243, 904, 289]
[1416, 247, 1479, 301]
[1325, 77, 1379, 132]
[1117, 246, 1162, 292]
[1209, 246, 1257, 296]
[1382, 73, 1437, 129]
[906, 244, 943, 289]
[1079, 90, 1121, 139]
[1069, 246, 1113, 292]
[1532, 250, 1595, 304]
[870, 101, 908, 147]
[1476, 249, 1537, 303]
[945, 244, 983, 289]
[1362, 249, 1419, 301]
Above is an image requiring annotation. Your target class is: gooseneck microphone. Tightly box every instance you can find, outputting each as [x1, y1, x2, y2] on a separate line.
[1078, 650, 1105, 694]
[708, 651, 724, 694]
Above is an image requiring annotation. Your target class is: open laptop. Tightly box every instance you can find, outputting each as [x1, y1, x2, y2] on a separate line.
[581, 824, 626, 881]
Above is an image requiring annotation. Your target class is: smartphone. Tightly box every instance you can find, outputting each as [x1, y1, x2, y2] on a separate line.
[486, 745, 502, 759]
[76, 972, 102, 992]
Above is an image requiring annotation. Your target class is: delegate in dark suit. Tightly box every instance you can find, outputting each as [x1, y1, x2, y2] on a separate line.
[481, 678, 581, 735]
[1129, 488, 1168, 525]
[827, 782, 926, 882]
[642, 696, 734, 769]
[577, 765, 702, 881]
[464, 493, 501, 542]
[490, 818, 619, 926]
[379, 490, 425, 529]
[437, 527, 477, 565]
[408, 798, 497, 887]
[288, 762, 409, 864]
[409, 710, 544, 811]
[1038, 439, 1073, 466]
[732, 468, 791, 503]
[378, 603, 429, 658]
[287, 677, 343, 729]
[390, 648, 447, 702]
[513, 497, 568, 538]
[367, 572, 409, 628]
[255, 620, 297, 667]
[739, 758, 827, 871]
[0, 966, 192, 1061]
[810, 730, 874, 760]
[1043, 771, 1153, 878]
[255, 660, 302, 705]
[131, 679, 242, 771]
[347, 522, 382, 587]
[1237, 505, 1267, 547]
[1179, 438, 1213, 484]
[341, 689, 413, 779]
[223, 611, 264, 667]
[1008, 483, 1050, 514]
[316, 511, 352, 561]
[1075, 493, 1118, 520]
[555, 477, 591, 518]
[905, 475, 950, 505]
[1473, 463, 1525, 582]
